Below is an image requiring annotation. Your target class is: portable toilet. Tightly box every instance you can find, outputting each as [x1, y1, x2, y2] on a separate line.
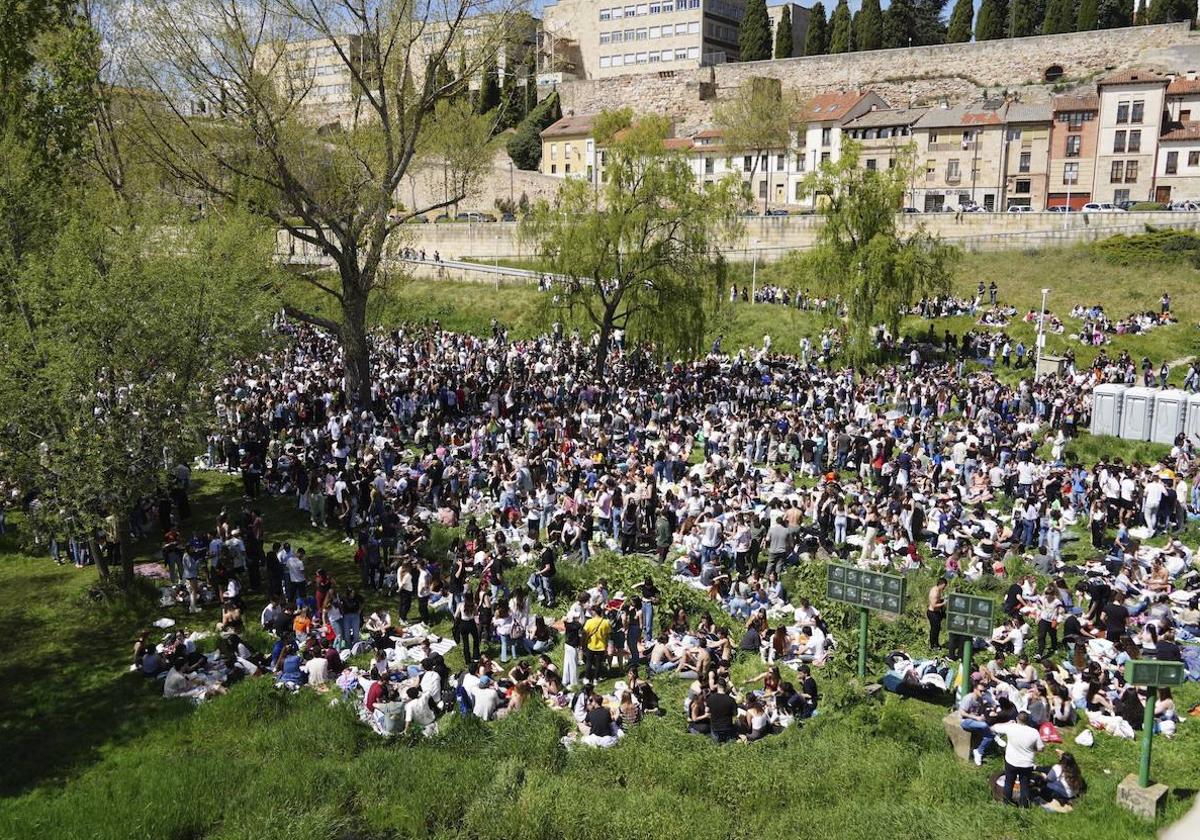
[1151, 389, 1188, 445]
[1090, 383, 1126, 437]
[1119, 386, 1156, 441]
[1185, 392, 1200, 444]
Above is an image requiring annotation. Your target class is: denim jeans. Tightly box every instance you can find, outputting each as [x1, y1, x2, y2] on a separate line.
[642, 601, 654, 639]
[960, 718, 995, 756]
[342, 614, 361, 648]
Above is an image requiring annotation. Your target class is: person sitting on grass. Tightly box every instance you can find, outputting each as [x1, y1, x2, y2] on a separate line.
[1033, 749, 1086, 812]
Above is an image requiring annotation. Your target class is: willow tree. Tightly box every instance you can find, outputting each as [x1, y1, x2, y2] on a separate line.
[129, 0, 524, 406]
[714, 78, 801, 214]
[798, 142, 958, 364]
[521, 111, 743, 374]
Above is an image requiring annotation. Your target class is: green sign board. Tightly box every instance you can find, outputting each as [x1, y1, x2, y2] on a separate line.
[826, 563, 906, 614]
[947, 593, 994, 638]
[1126, 660, 1187, 687]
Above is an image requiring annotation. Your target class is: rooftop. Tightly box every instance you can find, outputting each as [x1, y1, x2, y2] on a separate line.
[540, 113, 598, 139]
[842, 107, 929, 129]
[1098, 68, 1168, 86]
[1052, 93, 1099, 112]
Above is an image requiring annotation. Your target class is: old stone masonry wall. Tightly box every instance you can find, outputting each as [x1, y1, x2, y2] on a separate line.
[554, 23, 1200, 134]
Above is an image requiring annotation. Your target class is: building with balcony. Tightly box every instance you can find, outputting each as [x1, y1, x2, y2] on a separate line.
[912, 101, 1008, 212]
[841, 107, 928, 206]
[1154, 77, 1200, 204]
[1000, 103, 1052, 210]
[1091, 69, 1168, 205]
[1047, 93, 1099, 210]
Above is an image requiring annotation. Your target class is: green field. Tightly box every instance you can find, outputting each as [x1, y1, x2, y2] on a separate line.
[4, 240, 1200, 838]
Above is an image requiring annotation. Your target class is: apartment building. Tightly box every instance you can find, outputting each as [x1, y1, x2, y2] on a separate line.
[541, 0, 756, 80]
[912, 102, 1008, 212]
[789, 91, 888, 203]
[767, 4, 811, 59]
[1092, 69, 1168, 205]
[254, 35, 376, 125]
[539, 112, 598, 179]
[1000, 103, 1052, 210]
[1154, 77, 1200, 203]
[841, 107, 927, 204]
[1047, 94, 1099, 210]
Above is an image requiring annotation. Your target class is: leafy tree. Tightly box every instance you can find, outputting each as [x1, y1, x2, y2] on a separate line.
[1098, 0, 1134, 26]
[130, 0, 515, 407]
[856, 0, 885, 50]
[829, 0, 854, 52]
[477, 57, 501, 115]
[524, 67, 538, 115]
[714, 78, 799, 214]
[774, 6, 794, 58]
[739, 0, 773, 61]
[947, 0, 976, 41]
[521, 113, 744, 374]
[507, 91, 562, 170]
[805, 3, 829, 55]
[1011, 0, 1042, 33]
[1077, 0, 1100, 28]
[1043, 0, 1076, 31]
[976, 0, 1010, 38]
[797, 143, 958, 364]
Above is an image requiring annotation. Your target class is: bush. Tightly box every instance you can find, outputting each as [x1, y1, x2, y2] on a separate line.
[1094, 229, 1200, 266]
[507, 92, 562, 171]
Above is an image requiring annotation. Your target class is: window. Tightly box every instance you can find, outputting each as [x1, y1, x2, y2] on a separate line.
[705, 157, 714, 174]
[636, 3, 648, 13]
[1063, 162, 1079, 184]
[624, 52, 634, 64]
[1116, 101, 1129, 124]
[600, 7, 611, 19]
[743, 155, 752, 171]
[675, 23, 687, 35]
[1019, 152, 1031, 173]
[866, 158, 877, 170]
[624, 5, 636, 17]
[1006, 128, 1022, 141]
[636, 51, 648, 63]
[600, 32, 611, 44]
[1110, 161, 1123, 182]
[1067, 112, 1085, 130]
[758, 180, 767, 198]
[776, 154, 784, 171]
[600, 55, 612, 67]
[624, 29, 634, 40]
[611, 31, 622, 43]
[565, 163, 571, 174]
[821, 127, 831, 146]
[1167, 151, 1179, 174]
[648, 26, 659, 38]
[612, 54, 623, 66]
[1131, 100, 1145, 123]
[759, 153, 767, 169]
[689, 21, 699, 33]
[928, 131, 939, 146]
[1015, 179, 1031, 194]
[1113, 130, 1126, 153]
[1128, 130, 1141, 153]
[1182, 109, 1191, 122]
[1114, 188, 1130, 203]
[687, 46, 699, 58]
[795, 182, 804, 200]
[888, 157, 896, 169]
[947, 159, 961, 180]
[795, 154, 805, 171]
[564, 142, 573, 157]
[648, 51, 660, 62]
[612, 6, 623, 17]
[550, 144, 557, 160]
[1190, 151, 1200, 166]
[820, 151, 830, 163]
[661, 0, 672, 9]
[1125, 160, 1138, 182]
[636, 27, 647, 40]
[1066, 135, 1081, 157]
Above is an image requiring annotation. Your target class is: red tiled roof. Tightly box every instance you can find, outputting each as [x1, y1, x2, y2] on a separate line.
[1167, 77, 1200, 95]
[694, 128, 724, 139]
[1160, 121, 1200, 141]
[1098, 68, 1167, 86]
[1052, 93, 1099, 112]
[805, 91, 867, 122]
[662, 137, 693, 150]
[540, 113, 598, 138]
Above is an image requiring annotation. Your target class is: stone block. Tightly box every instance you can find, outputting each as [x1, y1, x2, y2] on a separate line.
[942, 711, 978, 762]
[1116, 774, 1168, 820]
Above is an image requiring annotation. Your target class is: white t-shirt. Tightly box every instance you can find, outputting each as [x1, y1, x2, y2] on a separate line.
[473, 686, 500, 720]
[992, 721, 1044, 768]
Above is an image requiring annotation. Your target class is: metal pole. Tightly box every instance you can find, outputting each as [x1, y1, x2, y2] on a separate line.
[1139, 685, 1157, 787]
[751, 248, 758, 301]
[960, 637, 973, 700]
[1035, 287, 1048, 379]
[858, 607, 869, 680]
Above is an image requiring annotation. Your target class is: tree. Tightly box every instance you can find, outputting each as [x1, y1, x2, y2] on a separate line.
[129, 0, 520, 407]
[774, 6, 794, 58]
[1077, 0, 1100, 28]
[829, 0, 854, 52]
[1011, 0, 1042, 34]
[739, 0, 773, 61]
[856, 0, 885, 50]
[914, 0, 950, 43]
[477, 57, 501, 115]
[521, 113, 743, 375]
[947, 0, 976, 41]
[1097, 0, 1134, 27]
[883, 0, 919, 47]
[1043, 0, 1077, 31]
[805, 3, 829, 55]
[714, 78, 799, 214]
[1147, 0, 1194, 20]
[976, 0, 1010, 37]
[507, 91, 561, 170]
[796, 143, 958, 364]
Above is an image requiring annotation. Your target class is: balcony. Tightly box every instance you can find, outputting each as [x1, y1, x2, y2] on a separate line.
[928, 141, 979, 153]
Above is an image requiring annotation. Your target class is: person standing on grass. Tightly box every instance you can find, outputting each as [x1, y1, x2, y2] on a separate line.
[927, 577, 947, 649]
[993, 711, 1044, 808]
[581, 606, 611, 685]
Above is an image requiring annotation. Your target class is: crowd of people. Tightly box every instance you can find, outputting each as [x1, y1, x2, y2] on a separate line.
[72, 281, 1193, 801]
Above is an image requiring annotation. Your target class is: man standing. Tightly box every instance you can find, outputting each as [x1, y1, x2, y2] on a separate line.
[993, 712, 1044, 808]
[655, 510, 672, 565]
[581, 607, 611, 685]
[764, 514, 791, 578]
[927, 577, 948, 649]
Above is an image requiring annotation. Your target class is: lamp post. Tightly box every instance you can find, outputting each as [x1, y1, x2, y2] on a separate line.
[1034, 287, 1049, 379]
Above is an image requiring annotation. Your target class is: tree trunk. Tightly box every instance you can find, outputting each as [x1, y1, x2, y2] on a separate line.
[89, 536, 109, 580]
[119, 515, 134, 590]
[594, 309, 614, 377]
[339, 275, 373, 409]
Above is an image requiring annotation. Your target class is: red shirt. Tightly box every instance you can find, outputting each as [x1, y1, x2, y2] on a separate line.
[365, 680, 385, 712]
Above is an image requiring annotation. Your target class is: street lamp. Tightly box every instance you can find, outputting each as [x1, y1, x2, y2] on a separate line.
[1034, 287, 1049, 379]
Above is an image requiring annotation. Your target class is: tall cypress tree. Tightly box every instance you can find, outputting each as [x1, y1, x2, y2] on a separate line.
[1134, 0, 1147, 20]
[976, 0, 1009, 37]
[1011, 0, 1041, 34]
[829, 0, 854, 52]
[856, 0, 884, 50]
[775, 6, 794, 57]
[1043, 0, 1076, 31]
[947, 0, 975, 41]
[739, 0, 773, 61]
[914, 0, 950, 43]
[477, 57, 500, 114]
[1077, 0, 1099, 27]
[804, 2, 829, 55]
[883, 0, 919, 47]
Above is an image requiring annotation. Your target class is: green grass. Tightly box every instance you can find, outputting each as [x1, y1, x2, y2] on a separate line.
[1, 472, 1199, 839]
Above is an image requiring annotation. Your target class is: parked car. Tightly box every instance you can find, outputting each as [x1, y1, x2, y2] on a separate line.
[765, 208, 790, 217]
[1114, 200, 1137, 211]
[1046, 205, 1074, 213]
[901, 206, 920, 214]
[1006, 205, 1033, 213]
[1081, 202, 1125, 213]
[1170, 200, 1200, 211]
[500, 212, 517, 222]
[433, 213, 451, 223]
[958, 203, 986, 213]
[407, 215, 429, 224]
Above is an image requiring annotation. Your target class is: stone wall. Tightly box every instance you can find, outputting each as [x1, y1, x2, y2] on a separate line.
[552, 23, 1200, 135]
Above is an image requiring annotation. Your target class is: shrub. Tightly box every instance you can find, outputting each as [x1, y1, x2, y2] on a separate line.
[1094, 229, 1200, 266]
[507, 92, 562, 171]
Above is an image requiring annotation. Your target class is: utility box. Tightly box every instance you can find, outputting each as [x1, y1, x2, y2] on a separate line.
[1120, 386, 1157, 442]
[1090, 383, 1126, 437]
[1151, 389, 1188, 445]
[1036, 354, 1067, 379]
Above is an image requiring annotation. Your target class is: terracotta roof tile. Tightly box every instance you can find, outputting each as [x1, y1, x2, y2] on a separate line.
[1098, 68, 1168, 86]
